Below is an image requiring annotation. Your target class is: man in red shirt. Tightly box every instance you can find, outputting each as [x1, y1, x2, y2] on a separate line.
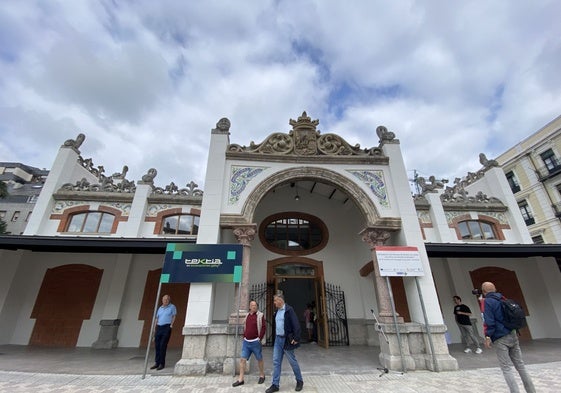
[232, 300, 266, 387]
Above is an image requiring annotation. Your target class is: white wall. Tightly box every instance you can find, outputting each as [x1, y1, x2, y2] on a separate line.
[431, 256, 561, 343]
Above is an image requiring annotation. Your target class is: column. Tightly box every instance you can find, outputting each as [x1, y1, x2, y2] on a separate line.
[361, 228, 403, 323]
[230, 225, 256, 323]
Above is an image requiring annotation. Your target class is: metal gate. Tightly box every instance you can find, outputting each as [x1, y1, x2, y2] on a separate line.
[324, 283, 349, 346]
[250, 282, 349, 346]
[249, 283, 275, 346]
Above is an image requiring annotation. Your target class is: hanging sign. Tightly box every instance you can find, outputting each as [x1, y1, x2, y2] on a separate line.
[161, 243, 243, 283]
[375, 246, 425, 276]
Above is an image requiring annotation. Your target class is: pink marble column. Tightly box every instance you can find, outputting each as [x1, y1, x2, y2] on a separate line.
[232, 225, 256, 316]
[361, 228, 403, 323]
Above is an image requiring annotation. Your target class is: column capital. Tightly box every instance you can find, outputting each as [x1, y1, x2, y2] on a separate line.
[360, 228, 391, 248]
[233, 225, 257, 247]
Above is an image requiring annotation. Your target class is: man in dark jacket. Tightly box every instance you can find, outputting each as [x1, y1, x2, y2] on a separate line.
[482, 282, 535, 393]
[266, 294, 303, 393]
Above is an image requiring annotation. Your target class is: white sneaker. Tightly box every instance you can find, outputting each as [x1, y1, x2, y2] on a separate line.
[475, 348, 483, 354]
[464, 348, 472, 353]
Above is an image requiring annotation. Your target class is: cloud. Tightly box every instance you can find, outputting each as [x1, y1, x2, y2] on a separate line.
[1, 0, 560, 190]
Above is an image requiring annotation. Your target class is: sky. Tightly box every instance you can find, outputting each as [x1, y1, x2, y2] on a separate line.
[1, 0, 561, 190]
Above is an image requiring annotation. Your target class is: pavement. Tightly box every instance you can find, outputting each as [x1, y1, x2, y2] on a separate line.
[1, 339, 560, 392]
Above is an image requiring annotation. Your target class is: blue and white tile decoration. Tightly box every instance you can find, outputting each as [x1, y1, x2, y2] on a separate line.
[348, 170, 389, 207]
[229, 166, 267, 205]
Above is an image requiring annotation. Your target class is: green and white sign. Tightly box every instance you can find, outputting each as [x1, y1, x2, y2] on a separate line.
[161, 243, 243, 283]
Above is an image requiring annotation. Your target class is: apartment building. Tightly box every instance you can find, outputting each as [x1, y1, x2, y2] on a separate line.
[497, 115, 561, 244]
[0, 163, 49, 234]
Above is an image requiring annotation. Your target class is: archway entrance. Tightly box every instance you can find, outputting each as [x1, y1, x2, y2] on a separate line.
[470, 266, 531, 340]
[266, 257, 350, 348]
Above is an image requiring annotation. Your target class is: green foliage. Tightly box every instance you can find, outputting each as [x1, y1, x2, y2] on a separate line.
[0, 181, 7, 199]
[0, 218, 6, 234]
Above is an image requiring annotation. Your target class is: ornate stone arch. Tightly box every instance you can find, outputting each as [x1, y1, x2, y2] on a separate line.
[222, 166, 385, 227]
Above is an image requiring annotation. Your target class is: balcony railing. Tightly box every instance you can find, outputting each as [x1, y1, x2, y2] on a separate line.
[523, 216, 535, 226]
[552, 202, 561, 218]
[509, 184, 521, 194]
[536, 163, 561, 181]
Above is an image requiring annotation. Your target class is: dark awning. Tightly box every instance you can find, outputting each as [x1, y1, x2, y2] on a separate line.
[0, 235, 195, 254]
[425, 242, 561, 258]
[1, 235, 559, 259]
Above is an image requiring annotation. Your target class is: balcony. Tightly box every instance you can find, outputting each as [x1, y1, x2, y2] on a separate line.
[509, 184, 521, 194]
[536, 163, 561, 181]
[523, 216, 535, 226]
[553, 202, 561, 219]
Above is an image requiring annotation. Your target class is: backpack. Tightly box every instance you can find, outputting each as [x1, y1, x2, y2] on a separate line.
[501, 297, 527, 330]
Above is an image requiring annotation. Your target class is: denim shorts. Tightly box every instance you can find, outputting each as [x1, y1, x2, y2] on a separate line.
[241, 339, 263, 360]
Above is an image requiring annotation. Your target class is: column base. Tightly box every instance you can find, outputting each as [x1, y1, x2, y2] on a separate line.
[91, 319, 120, 349]
[377, 322, 459, 372]
[174, 359, 208, 376]
[229, 311, 248, 325]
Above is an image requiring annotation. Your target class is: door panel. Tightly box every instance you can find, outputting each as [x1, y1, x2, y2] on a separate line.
[315, 277, 329, 348]
[470, 267, 531, 340]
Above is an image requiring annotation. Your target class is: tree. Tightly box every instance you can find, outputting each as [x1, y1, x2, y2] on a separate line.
[0, 181, 7, 199]
[0, 181, 7, 234]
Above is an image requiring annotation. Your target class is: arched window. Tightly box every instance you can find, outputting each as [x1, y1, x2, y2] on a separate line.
[260, 212, 328, 255]
[162, 214, 199, 235]
[458, 220, 497, 240]
[67, 211, 115, 233]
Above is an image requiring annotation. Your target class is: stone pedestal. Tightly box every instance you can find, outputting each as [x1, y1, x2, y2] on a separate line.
[174, 324, 242, 376]
[378, 322, 458, 372]
[92, 319, 120, 349]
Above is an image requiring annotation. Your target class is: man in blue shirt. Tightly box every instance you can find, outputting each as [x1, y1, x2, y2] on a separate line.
[266, 294, 303, 393]
[482, 282, 535, 393]
[151, 294, 176, 371]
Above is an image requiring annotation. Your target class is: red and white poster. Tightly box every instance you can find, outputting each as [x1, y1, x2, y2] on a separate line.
[375, 246, 425, 276]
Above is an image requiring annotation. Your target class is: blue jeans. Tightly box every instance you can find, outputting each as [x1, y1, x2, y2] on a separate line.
[272, 336, 303, 387]
[494, 330, 535, 393]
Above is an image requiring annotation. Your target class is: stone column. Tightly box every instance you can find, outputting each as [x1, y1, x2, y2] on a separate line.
[361, 228, 403, 324]
[229, 225, 256, 323]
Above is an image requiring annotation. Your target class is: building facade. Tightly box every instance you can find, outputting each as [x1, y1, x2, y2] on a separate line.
[0, 163, 48, 235]
[0, 112, 560, 376]
[497, 115, 561, 245]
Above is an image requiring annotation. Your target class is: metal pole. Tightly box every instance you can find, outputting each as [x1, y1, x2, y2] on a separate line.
[233, 282, 242, 376]
[415, 277, 439, 372]
[385, 276, 406, 373]
[142, 281, 162, 379]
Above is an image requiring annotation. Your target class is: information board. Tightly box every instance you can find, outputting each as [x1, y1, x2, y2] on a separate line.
[375, 246, 425, 276]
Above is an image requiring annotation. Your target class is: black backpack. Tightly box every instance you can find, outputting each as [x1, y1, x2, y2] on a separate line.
[500, 297, 527, 330]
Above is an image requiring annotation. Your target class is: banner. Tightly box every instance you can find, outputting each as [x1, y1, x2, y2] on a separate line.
[161, 243, 243, 283]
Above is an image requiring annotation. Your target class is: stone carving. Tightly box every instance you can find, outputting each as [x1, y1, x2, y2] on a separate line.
[436, 152, 502, 205]
[228, 112, 384, 157]
[60, 158, 136, 193]
[479, 153, 499, 169]
[78, 157, 105, 178]
[441, 187, 503, 205]
[60, 176, 136, 193]
[417, 176, 447, 194]
[153, 181, 204, 197]
[376, 126, 396, 144]
[62, 133, 85, 150]
[233, 226, 256, 247]
[140, 168, 157, 184]
[111, 166, 128, 179]
[212, 117, 231, 134]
